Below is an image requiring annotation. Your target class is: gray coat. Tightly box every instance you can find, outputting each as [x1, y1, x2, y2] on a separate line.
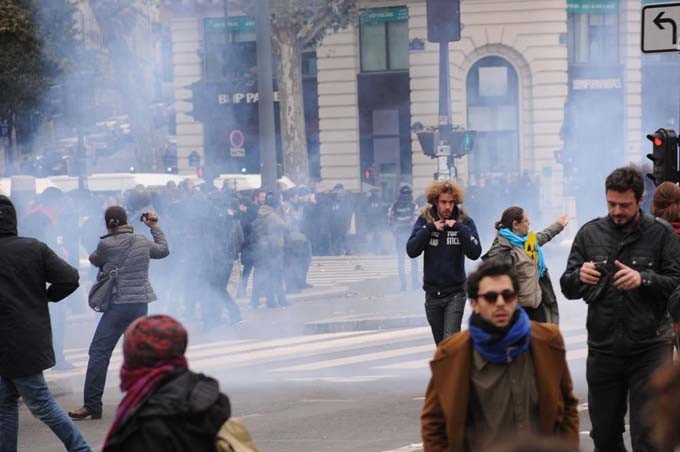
[483, 222, 563, 324]
[90, 225, 169, 304]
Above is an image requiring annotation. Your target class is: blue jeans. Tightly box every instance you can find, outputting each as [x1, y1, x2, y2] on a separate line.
[83, 303, 148, 415]
[424, 291, 466, 345]
[0, 373, 90, 452]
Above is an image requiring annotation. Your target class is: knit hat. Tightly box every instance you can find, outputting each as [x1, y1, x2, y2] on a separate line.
[104, 206, 128, 229]
[122, 315, 188, 370]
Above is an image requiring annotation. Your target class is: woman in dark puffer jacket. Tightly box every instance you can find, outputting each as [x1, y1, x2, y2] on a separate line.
[69, 206, 169, 420]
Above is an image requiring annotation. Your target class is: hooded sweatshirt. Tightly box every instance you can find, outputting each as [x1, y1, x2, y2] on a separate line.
[0, 195, 79, 377]
[406, 205, 481, 296]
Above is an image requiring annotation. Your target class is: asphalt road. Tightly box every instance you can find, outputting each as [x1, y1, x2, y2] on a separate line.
[15, 252, 630, 452]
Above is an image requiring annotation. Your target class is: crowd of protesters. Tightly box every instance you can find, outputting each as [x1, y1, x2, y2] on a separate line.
[5, 166, 680, 451]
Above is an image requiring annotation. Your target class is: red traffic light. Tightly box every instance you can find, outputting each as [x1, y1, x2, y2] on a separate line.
[654, 137, 663, 147]
[197, 166, 204, 178]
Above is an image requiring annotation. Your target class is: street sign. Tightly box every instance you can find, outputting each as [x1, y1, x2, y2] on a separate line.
[642, 2, 680, 53]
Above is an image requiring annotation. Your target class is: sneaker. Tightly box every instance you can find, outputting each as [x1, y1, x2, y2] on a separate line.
[68, 407, 102, 420]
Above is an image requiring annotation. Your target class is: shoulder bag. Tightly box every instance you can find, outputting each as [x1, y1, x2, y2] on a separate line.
[88, 235, 136, 312]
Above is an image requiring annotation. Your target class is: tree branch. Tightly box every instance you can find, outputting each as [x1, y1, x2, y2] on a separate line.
[298, 0, 356, 47]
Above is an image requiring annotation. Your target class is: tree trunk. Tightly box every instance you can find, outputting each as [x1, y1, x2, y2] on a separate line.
[274, 30, 309, 185]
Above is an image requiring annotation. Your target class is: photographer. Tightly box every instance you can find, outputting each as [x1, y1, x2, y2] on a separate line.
[407, 180, 482, 345]
[560, 166, 680, 451]
[69, 206, 169, 421]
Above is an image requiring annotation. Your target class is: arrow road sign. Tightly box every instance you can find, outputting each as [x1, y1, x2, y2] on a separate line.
[642, 2, 680, 53]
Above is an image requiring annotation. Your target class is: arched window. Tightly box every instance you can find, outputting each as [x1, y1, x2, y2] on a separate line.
[466, 56, 520, 177]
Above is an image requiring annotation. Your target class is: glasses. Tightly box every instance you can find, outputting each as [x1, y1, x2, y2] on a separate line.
[477, 290, 518, 304]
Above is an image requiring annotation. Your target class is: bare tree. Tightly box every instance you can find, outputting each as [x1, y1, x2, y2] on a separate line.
[240, 0, 356, 184]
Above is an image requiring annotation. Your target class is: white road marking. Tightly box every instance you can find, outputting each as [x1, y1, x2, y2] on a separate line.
[271, 344, 433, 372]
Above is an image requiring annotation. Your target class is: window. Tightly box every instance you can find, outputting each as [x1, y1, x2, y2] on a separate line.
[568, 11, 618, 64]
[360, 7, 409, 72]
[466, 57, 520, 177]
[202, 17, 256, 81]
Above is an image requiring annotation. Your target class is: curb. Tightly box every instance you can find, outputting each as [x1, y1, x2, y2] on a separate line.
[303, 315, 427, 335]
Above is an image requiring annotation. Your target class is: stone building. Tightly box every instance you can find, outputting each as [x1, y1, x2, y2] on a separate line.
[160, 0, 669, 219]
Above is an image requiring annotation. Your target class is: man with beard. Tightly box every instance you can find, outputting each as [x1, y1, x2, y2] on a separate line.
[561, 166, 680, 452]
[421, 261, 579, 451]
[407, 180, 481, 344]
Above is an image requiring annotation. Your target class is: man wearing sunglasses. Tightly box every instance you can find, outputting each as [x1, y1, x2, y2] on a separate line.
[421, 261, 579, 451]
[561, 166, 680, 452]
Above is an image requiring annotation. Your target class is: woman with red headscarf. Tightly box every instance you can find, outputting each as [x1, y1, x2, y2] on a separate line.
[102, 315, 231, 452]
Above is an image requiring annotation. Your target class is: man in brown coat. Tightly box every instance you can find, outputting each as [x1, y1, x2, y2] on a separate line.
[421, 261, 579, 451]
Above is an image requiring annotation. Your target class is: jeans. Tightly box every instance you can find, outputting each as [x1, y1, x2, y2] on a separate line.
[587, 345, 672, 452]
[0, 373, 90, 452]
[83, 303, 148, 415]
[424, 291, 466, 345]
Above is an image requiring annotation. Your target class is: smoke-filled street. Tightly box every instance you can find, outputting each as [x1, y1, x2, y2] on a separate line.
[14, 254, 608, 452]
[4, 1, 680, 451]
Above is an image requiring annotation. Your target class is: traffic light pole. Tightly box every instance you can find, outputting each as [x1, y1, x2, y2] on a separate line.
[255, 0, 277, 191]
[436, 41, 452, 180]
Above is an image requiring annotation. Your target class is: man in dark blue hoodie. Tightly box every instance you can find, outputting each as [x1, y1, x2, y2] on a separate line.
[407, 180, 482, 344]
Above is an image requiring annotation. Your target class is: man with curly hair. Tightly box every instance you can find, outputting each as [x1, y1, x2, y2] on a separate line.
[407, 180, 482, 344]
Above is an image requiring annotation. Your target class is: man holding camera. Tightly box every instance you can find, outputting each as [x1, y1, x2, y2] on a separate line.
[407, 180, 481, 345]
[561, 166, 680, 452]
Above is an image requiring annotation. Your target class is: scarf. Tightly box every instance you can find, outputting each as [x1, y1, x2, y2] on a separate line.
[498, 228, 546, 277]
[468, 307, 531, 364]
[102, 357, 188, 449]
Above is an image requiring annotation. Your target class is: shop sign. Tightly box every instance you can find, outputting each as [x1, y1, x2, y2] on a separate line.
[217, 91, 281, 105]
[567, 0, 617, 14]
[204, 16, 255, 33]
[572, 78, 622, 90]
[360, 6, 408, 24]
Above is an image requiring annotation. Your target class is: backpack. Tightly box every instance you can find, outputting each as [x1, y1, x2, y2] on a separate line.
[215, 418, 261, 452]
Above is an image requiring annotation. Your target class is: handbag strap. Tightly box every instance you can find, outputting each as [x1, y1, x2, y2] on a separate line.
[110, 234, 136, 275]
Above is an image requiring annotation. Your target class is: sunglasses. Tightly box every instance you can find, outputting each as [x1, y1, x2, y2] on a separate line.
[477, 290, 518, 304]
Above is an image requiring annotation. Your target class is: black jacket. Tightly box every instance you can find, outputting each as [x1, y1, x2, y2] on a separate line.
[0, 196, 79, 377]
[406, 206, 481, 296]
[104, 369, 231, 452]
[560, 213, 680, 354]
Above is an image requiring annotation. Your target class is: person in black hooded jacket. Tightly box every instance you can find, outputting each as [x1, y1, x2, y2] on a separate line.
[102, 315, 231, 452]
[406, 180, 481, 345]
[0, 195, 91, 452]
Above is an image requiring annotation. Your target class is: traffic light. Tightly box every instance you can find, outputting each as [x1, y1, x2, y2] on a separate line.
[196, 166, 204, 178]
[363, 166, 376, 185]
[417, 131, 439, 157]
[426, 0, 461, 43]
[646, 128, 679, 186]
[449, 130, 476, 158]
[188, 150, 201, 168]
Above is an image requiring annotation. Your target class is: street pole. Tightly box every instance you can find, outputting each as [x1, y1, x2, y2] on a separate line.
[255, 0, 277, 190]
[436, 41, 451, 180]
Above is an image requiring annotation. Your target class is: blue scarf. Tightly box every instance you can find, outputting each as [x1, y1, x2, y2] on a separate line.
[468, 307, 531, 364]
[498, 228, 546, 277]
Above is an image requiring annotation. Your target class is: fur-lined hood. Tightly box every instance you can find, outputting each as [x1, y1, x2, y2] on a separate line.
[420, 204, 468, 223]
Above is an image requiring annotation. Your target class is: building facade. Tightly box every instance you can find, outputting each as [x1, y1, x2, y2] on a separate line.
[161, 0, 665, 220]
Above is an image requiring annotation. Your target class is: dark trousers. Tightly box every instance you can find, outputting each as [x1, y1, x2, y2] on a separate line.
[587, 345, 672, 452]
[204, 261, 242, 326]
[83, 303, 148, 415]
[252, 250, 287, 308]
[424, 291, 466, 345]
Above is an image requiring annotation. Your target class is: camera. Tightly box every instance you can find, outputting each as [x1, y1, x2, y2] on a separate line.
[594, 261, 610, 277]
[140, 212, 157, 223]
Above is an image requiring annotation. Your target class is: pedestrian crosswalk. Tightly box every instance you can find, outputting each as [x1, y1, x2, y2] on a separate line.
[232, 254, 416, 292]
[305, 255, 418, 288]
[45, 324, 588, 385]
